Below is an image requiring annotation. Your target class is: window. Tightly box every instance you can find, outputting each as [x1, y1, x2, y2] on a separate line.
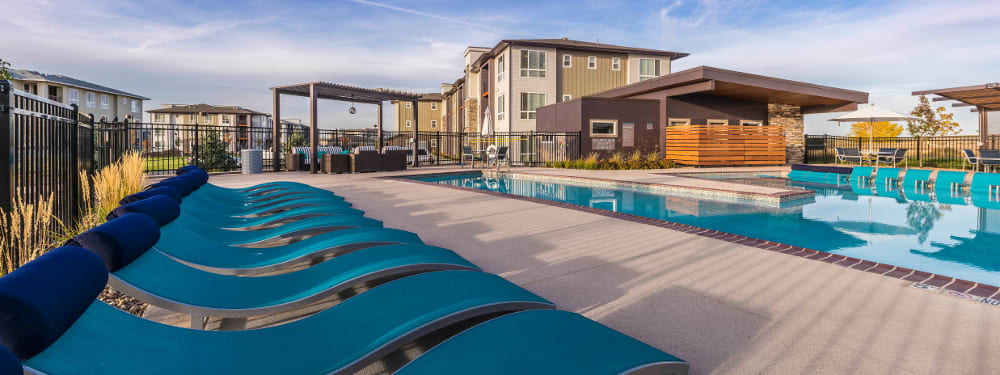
[131, 100, 139, 113]
[203, 114, 213, 124]
[431, 120, 437, 129]
[431, 102, 437, 110]
[154, 114, 166, 122]
[562, 94, 572, 102]
[496, 55, 505, 81]
[540, 135, 555, 143]
[639, 58, 661, 81]
[189, 114, 197, 123]
[431, 139, 438, 147]
[667, 118, 690, 127]
[221, 115, 231, 125]
[405, 102, 411, 109]
[154, 141, 163, 149]
[587, 56, 597, 69]
[100, 94, 109, 109]
[497, 95, 505, 121]
[121, 97, 128, 105]
[520, 50, 546, 78]
[154, 128, 164, 136]
[612, 57, 621, 71]
[405, 120, 412, 128]
[740, 120, 763, 127]
[707, 119, 728, 126]
[519, 93, 545, 119]
[590, 119, 617, 137]
[85, 92, 95, 108]
[562, 54, 571, 68]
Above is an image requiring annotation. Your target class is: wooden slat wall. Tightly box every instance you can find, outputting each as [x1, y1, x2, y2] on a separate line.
[665, 125, 785, 165]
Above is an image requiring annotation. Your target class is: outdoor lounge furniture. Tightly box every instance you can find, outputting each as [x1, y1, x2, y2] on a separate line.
[835, 147, 864, 165]
[8, 248, 555, 375]
[934, 171, 968, 193]
[487, 145, 510, 171]
[461, 146, 483, 168]
[970, 172, 1000, 196]
[849, 166, 874, 184]
[962, 149, 979, 170]
[71, 212, 481, 328]
[394, 310, 689, 375]
[350, 146, 379, 172]
[874, 167, 902, 187]
[380, 146, 407, 171]
[322, 153, 351, 174]
[979, 149, 1000, 172]
[877, 148, 908, 167]
[901, 169, 933, 191]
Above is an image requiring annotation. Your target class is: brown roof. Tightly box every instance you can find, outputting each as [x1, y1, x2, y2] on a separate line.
[473, 38, 688, 67]
[147, 103, 269, 115]
[912, 83, 1000, 111]
[591, 66, 868, 114]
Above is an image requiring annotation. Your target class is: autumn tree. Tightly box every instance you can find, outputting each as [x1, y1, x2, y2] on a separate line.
[848, 121, 903, 138]
[907, 95, 960, 166]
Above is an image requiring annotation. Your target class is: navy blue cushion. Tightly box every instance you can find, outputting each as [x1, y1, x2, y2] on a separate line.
[119, 186, 182, 205]
[187, 169, 209, 185]
[0, 345, 20, 373]
[175, 165, 200, 175]
[0, 246, 108, 359]
[172, 173, 204, 190]
[149, 179, 193, 197]
[69, 213, 160, 272]
[107, 195, 181, 226]
[791, 164, 853, 174]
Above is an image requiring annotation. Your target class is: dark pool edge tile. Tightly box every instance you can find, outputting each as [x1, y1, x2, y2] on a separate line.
[396, 172, 1000, 303]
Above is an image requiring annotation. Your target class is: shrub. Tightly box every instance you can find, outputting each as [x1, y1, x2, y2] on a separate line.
[193, 129, 238, 171]
[547, 151, 678, 170]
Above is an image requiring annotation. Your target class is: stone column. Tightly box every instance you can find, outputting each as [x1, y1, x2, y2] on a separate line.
[464, 99, 478, 132]
[769, 103, 804, 164]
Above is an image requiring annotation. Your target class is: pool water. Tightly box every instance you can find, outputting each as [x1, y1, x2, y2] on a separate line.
[415, 173, 1000, 286]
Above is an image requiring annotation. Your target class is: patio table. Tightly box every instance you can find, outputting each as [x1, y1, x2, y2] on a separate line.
[859, 150, 893, 167]
[979, 157, 1000, 173]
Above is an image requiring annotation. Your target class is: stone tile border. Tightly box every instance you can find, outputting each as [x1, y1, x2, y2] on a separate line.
[388, 171, 1000, 303]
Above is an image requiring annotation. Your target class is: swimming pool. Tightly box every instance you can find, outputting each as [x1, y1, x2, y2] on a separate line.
[413, 172, 1000, 286]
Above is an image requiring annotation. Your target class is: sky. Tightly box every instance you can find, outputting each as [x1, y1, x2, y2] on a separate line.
[2, 0, 998, 135]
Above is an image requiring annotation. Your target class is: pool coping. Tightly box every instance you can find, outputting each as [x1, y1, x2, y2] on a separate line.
[389, 171, 1000, 303]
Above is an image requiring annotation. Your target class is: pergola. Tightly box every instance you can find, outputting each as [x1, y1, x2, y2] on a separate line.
[913, 83, 1000, 148]
[270, 82, 423, 173]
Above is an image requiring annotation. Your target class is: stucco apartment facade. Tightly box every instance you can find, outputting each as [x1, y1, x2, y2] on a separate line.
[146, 104, 272, 152]
[8, 69, 148, 122]
[394, 38, 685, 133]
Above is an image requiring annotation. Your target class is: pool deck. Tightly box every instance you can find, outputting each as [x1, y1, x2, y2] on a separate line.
[148, 166, 1000, 374]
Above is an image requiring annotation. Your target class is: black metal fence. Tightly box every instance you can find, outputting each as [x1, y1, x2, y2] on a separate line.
[805, 134, 1000, 168]
[1, 81, 93, 267]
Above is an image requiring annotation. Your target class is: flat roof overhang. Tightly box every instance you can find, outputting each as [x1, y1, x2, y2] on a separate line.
[591, 66, 869, 114]
[912, 83, 1000, 112]
[270, 82, 421, 105]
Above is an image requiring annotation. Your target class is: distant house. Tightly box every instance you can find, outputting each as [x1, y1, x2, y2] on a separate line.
[8, 69, 148, 122]
[145, 104, 272, 152]
[391, 93, 443, 132]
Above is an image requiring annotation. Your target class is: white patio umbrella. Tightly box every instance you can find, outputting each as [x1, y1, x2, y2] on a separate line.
[828, 104, 917, 154]
[480, 106, 493, 147]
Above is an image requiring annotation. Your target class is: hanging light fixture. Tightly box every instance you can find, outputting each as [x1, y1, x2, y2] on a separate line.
[348, 95, 357, 114]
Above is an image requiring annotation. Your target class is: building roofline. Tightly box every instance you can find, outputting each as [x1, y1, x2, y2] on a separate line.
[8, 70, 150, 100]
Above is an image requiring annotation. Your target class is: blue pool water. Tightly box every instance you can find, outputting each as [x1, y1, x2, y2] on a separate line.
[415, 173, 1000, 286]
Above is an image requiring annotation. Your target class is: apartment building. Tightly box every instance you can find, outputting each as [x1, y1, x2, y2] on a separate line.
[8, 69, 148, 121]
[391, 93, 443, 131]
[146, 104, 272, 152]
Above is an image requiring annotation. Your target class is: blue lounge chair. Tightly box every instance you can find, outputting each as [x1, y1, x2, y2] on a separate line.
[876, 148, 908, 168]
[873, 167, 901, 187]
[849, 166, 874, 184]
[836, 147, 863, 165]
[901, 169, 933, 190]
[980, 150, 1000, 172]
[961, 149, 979, 171]
[71, 213, 481, 329]
[396, 310, 689, 375]
[934, 171, 968, 193]
[8, 247, 554, 375]
[109, 196, 424, 275]
[970, 172, 1000, 196]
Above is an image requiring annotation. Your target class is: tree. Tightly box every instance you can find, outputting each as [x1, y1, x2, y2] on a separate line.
[907, 95, 961, 166]
[192, 129, 237, 171]
[0, 58, 11, 80]
[847, 121, 903, 138]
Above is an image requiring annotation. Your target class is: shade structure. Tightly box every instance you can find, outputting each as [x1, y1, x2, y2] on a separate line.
[828, 104, 918, 155]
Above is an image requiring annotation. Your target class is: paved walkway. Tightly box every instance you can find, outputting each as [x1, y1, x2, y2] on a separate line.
[150, 167, 999, 374]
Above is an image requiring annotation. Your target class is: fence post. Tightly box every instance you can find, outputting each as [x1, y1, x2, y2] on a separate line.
[193, 120, 200, 168]
[69, 104, 80, 224]
[0, 80, 11, 215]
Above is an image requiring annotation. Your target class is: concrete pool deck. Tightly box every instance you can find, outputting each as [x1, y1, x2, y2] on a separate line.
[147, 167, 1000, 374]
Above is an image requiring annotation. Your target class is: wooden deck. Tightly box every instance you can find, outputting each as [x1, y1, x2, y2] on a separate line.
[665, 125, 785, 166]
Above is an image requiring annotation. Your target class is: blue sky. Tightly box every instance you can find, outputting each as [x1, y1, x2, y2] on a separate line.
[2, 0, 998, 134]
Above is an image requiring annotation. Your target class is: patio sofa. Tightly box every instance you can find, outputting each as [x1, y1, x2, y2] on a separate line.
[350, 146, 380, 173]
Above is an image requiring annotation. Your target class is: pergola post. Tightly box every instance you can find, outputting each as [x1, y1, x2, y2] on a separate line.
[377, 102, 383, 150]
[412, 100, 420, 167]
[309, 83, 319, 174]
[272, 89, 281, 171]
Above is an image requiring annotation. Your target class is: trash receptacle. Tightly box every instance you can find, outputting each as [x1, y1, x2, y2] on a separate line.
[241, 149, 263, 174]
